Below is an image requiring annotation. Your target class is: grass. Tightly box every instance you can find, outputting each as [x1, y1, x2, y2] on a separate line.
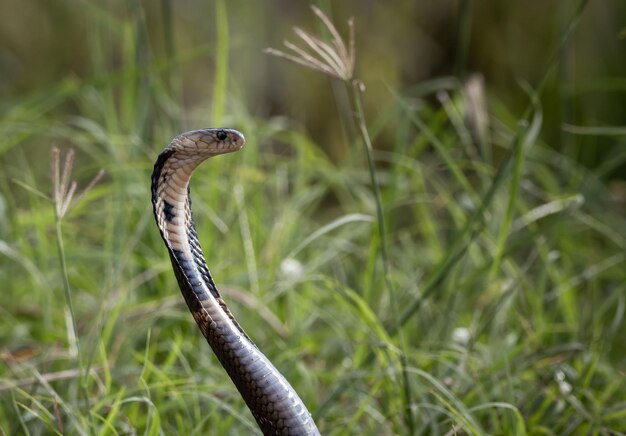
[1, 2, 625, 435]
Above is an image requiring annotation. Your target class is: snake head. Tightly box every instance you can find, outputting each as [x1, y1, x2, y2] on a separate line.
[171, 128, 245, 158]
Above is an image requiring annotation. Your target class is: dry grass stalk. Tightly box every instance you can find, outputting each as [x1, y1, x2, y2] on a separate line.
[50, 147, 105, 219]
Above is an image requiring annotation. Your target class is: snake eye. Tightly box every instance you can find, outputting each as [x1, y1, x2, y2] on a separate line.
[216, 131, 228, 141]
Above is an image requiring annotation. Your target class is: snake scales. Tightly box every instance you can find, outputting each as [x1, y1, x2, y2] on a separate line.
[151, 128, 320, 435]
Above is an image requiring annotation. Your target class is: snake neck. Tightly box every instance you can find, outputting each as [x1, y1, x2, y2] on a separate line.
[152, 151, 199, 266]
[151, 150, 250, 335]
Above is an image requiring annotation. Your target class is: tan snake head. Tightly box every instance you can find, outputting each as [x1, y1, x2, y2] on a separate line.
[166, 128, 245, 162]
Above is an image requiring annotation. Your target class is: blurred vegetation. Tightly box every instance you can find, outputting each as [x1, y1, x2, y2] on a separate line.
[2, 1, 626, 170]
[1, 0, 625, 434]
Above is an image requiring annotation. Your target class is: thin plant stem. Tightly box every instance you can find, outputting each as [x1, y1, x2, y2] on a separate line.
[54, 217, 93, 430]
[54, 219, 80, 360]
[347, 79, 415, 433]
[346, 81, 390, 287]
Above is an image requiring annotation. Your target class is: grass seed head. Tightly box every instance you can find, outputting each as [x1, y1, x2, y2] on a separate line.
[265, 6, 355, 82]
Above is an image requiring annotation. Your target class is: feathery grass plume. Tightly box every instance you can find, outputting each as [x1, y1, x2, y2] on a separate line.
[265, 6, 355, 81]
[265, 7, 388, 279]
[50, 146, 104, 351]
[50, 147, 105, 220]
[463, 74, 490, 159]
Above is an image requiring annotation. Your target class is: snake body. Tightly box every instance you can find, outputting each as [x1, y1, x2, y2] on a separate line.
[151, 129, 319, 435]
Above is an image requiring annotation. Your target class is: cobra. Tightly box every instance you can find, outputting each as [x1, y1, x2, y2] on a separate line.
[151, 128, 320, 435]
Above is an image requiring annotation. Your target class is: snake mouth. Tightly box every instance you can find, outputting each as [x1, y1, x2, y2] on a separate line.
[222, 128, 245, 150]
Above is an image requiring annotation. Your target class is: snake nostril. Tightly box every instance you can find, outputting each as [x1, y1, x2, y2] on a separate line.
[216, 131, 228, 141]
